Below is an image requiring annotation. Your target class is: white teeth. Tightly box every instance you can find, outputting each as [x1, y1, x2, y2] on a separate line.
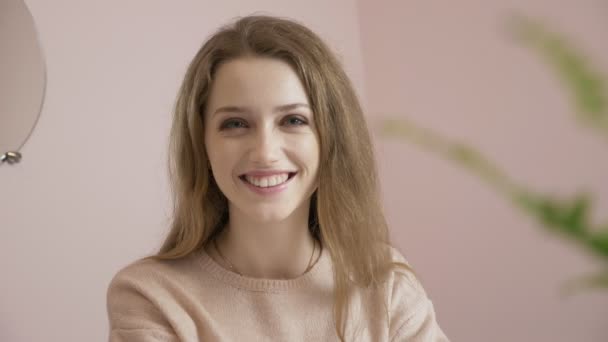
[244, 173, 289, 188]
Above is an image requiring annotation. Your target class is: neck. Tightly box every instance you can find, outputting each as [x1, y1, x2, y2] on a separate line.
[210, 205, 318, 279]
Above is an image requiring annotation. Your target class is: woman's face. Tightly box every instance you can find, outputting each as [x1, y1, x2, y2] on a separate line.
[204, 57, 320, 223]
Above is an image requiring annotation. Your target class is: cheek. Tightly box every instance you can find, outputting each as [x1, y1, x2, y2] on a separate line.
[206, 140, 240, 176]
[208, 150, 229, 171]
[293, 136, 320, 168]
[205, 139, 225, 174]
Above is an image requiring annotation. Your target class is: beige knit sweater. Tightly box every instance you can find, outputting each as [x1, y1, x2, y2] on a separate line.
[107, 245, 449, 341]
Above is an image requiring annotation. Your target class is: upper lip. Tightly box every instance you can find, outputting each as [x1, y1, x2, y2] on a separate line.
[240, 170, 297, 177]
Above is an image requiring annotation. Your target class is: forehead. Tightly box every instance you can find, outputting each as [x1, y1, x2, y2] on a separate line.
[206, 57, 310, 114]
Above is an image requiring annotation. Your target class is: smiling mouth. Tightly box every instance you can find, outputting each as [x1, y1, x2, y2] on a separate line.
[239, 172, 297, 188]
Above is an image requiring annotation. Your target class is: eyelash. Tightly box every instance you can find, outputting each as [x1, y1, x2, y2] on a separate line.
[219, 116, 308, 130]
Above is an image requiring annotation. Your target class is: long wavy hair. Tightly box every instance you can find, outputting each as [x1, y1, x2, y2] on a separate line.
[152, 15, 408, 340]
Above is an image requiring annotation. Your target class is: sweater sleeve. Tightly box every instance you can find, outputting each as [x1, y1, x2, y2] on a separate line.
[388, 248, 450, 342]
[106, 266, 180, 342]
[390, 297, 449, 342]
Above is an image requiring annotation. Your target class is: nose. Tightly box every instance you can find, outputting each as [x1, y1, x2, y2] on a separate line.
[249, 125, 281, 165]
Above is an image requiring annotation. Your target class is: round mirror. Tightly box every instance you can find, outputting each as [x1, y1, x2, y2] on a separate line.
[0, 0, 46, 165]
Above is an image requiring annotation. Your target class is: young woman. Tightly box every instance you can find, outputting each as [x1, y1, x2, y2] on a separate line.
[107, 15, 449, 342]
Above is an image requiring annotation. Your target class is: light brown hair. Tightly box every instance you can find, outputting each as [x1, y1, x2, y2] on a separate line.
[152, 15, 409, 340]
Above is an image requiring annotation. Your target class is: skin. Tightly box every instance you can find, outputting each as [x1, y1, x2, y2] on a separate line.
[203, 57, 321, 279]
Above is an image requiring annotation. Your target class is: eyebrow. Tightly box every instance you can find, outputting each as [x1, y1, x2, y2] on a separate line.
[212, 103, 310, 117]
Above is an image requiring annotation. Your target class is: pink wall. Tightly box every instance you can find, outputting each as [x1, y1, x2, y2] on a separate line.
[0, 1, 365, 341]
[358, 0, 608, 341]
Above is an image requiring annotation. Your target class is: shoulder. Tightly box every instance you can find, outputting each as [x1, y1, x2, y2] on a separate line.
[384, 245, 428, 310]
[107, 257, 169, 310]
[108, 256, 178, 292]
[109, 249, 205, 283]
[384, 245, 449, 341]
[106, 252, 201, 310]
[106, 253, 202, 336]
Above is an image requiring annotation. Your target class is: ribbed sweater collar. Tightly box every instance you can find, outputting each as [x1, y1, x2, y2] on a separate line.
[196, 244, 331, 292]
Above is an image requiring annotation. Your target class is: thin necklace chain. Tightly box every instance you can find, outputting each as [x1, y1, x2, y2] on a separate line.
[213, 237, 318, 277]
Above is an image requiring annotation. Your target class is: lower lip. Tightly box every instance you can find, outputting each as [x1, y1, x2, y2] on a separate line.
[240, 174, 295, 196]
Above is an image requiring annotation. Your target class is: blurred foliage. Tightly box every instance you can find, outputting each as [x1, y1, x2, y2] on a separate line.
[379, 14, 608, 293]
[508, 13, 608, 139]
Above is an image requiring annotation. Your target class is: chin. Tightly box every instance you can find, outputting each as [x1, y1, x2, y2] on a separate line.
[247, 209, 293, 224]
[242, 201, 302, 222]
[229, 198, 309, 224]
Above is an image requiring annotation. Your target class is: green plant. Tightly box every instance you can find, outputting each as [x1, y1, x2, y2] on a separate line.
[379, 14, 608, 294]
[508, 14, 607, 138]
